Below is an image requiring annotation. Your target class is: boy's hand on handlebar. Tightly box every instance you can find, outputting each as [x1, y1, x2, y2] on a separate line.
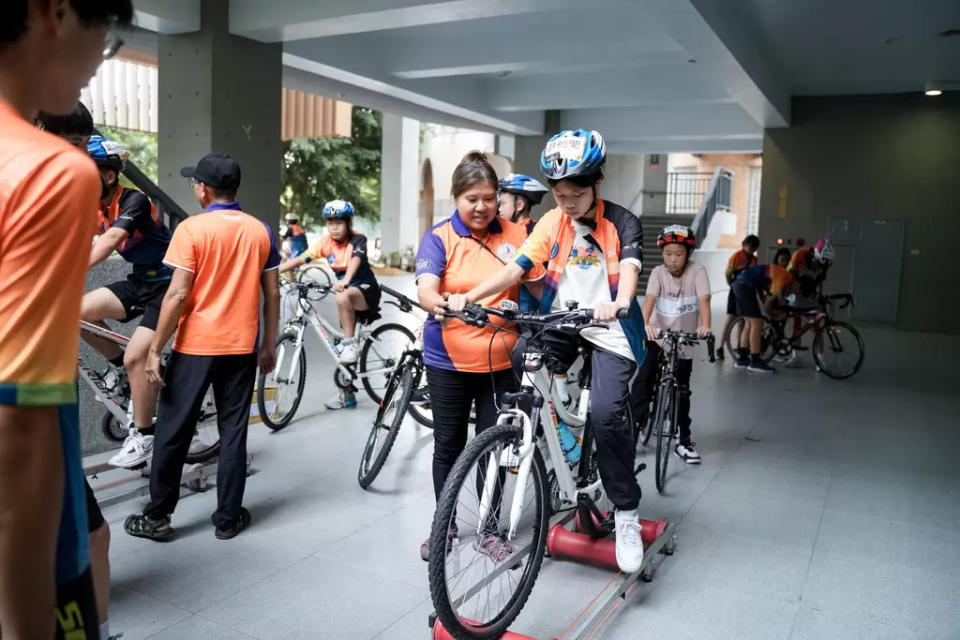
[594, 300, 623, 323]
[697, 326, 712, 339]
[644, 324, 660, 341]
[333, 281, 346, 293]
[444, 293, 469, 313]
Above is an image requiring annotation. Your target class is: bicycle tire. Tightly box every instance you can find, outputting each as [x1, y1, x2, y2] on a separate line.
[100, 411, 127, 442]
[725, 317, 779, 363]
[257, 333, 307, 431]
[813, 321, 865, 380]
[654, 383, 675, 493]
[297, 265, 332, 301]
[429, 423, 549, 640]
[407, 364, 433, 428]
[359, 323, 415, 403]
[185, 393, 220, 463]
[641, 398, 655, 446]
[358, 366, 414, 489]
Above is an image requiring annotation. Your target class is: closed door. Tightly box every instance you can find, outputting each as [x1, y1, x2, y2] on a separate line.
[851, 219, 904, 323]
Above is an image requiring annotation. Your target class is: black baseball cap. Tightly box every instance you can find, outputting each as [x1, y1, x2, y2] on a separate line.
[180, 153, 241, 191]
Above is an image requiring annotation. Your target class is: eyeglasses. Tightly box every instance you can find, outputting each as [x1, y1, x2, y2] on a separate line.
[103, 30, 124, 60]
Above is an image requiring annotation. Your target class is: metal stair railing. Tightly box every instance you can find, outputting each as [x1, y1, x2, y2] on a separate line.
[690, 167, 733, 248]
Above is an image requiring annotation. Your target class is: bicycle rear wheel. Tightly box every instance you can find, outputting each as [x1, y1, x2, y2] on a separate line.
[654, 383, 676, 493]
[257, 333, 307, 431]
[359, 323, 415, 403]
[185, 391, 220, 463]
[726, 317, 778, 363]
[429, 423, 549, 640]
[813, 321, 865, 380]
[101, 411, 127, 442]
[358, 366, 414, 489]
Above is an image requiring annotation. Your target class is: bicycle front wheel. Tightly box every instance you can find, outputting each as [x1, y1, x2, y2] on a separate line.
[185, 391, 220, 463]
[654, 383, 676, 493]
[359, 323, 415, 403]
[429, 423, 549, 640]
[358, 366, 414, 489]
[257, 333, 307, 431]
[101, 411, 127, 442]
[813, 321, 865, 380]
[407, 365, 433, 428]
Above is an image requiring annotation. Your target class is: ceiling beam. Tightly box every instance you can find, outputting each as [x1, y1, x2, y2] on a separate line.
[133, 0, 200, 34]
[607, 137, 763, 154]
[487, 66, 733, 111]
[645, 0, 790, 128]
[560, 104, 761, 141]
[231, 0, 624, 42]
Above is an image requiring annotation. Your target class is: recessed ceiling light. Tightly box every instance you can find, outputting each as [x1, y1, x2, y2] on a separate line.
[925, 90, 942, 96]
[496, 71, 511, 78]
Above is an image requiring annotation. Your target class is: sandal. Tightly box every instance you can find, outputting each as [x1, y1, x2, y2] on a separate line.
[124, 514, 174, 541]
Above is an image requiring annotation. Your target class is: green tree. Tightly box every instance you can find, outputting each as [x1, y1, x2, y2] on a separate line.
[100, 125, 158, 184]
[281, 106, 381, 226]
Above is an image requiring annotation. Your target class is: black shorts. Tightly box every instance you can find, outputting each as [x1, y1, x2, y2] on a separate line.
[726, 288, 738, 315]
[354, 282, 382, 325]
[84, 478, 104, 532]
[105, 276, 170, 331]
[732, 280, 762, 318]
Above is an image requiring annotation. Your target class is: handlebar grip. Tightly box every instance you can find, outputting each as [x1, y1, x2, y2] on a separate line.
[706, 334, 716, 363]
[617, 307, 630, 319]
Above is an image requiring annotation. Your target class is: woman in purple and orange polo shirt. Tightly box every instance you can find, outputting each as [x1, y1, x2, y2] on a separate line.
[415, 152, 543, 561]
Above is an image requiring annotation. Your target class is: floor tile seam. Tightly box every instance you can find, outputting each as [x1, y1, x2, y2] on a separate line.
[313, 493, 433, 549]
[115, 588, 193, 639]
[308, 549, 429, 591]
[187, 551, 315, 616]
[787, 473, 833, 639]
[368, 595, 433, 640]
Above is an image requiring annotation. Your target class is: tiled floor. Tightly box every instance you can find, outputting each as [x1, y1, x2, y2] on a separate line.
[100, 277, 960, 639]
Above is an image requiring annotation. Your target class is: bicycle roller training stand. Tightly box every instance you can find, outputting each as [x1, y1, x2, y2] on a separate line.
[429, 500, 677, 640]
[84, 454, 254, 510]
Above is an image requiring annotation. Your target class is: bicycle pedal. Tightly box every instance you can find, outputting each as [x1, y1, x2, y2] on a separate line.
[634, 463, 647, 475]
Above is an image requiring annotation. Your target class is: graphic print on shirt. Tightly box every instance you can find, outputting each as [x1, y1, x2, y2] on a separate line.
[567, 244, 602, 270]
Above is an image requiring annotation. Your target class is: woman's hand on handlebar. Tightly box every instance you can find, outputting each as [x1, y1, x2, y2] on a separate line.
[696, 326, 712, 339]
[645, 324, 660, 341]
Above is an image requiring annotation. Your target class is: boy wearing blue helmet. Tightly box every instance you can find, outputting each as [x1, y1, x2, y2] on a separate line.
[445, 129, 649, 574]
[280, 200, 381, 409]
[498, 173, 548, 234]
[83, 134, 173, 469]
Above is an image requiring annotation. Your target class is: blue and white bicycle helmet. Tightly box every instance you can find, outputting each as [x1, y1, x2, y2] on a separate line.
[87, 135, 129, 172]
[322, 199, 355, 220]
[539, 129, 606, 182]
[499, 174, 548, 205]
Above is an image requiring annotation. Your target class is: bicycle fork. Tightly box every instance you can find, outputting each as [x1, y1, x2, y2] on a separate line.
[477, 408, 534, 541]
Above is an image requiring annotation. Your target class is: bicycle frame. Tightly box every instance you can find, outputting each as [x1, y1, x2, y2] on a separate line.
[279, 289, 397, 385]
[78, 320, 132, 426]
[478, 359, 602, 541]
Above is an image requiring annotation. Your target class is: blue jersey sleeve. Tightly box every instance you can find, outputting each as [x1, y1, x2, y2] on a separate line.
[415, 230, 446, 279]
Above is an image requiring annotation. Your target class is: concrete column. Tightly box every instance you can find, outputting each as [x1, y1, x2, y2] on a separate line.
[495, 134, 516, 163]
[157, 0, 282, 227]
[379, 112, 420, 254]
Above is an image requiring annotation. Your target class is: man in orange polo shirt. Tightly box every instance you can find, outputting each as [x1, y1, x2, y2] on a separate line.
[124, 154, 280, 541]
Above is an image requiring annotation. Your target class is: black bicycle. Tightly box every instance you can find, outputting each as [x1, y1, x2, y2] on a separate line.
[648, 330, 715, 493]
[357, 285, 433, 489]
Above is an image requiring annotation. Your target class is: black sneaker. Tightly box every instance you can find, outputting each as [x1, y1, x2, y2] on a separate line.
[715, 349, 725, 361]
[215, 507, 251, 540]
[734, 356, 750, 369]
[748, 360, 776, 374]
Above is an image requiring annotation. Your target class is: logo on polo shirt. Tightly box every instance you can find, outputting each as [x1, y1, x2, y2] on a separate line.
[327, 253, 336, 265]
[497, 243, 516, 261]
[550, 242, 559, 259]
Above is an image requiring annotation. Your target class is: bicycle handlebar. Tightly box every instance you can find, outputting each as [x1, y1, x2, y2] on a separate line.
[379, 284, 426, 315]
[447, 303, 629, 329]
[654, 329, 716, 362]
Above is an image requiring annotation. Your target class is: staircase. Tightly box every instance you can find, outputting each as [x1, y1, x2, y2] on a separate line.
[639, 214, 693, 294]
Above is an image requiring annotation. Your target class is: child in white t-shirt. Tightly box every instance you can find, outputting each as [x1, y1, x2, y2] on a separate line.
[638, 225, 712, 464]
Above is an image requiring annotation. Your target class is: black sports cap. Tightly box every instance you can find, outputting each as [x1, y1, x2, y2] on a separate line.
[180, 153, 241, 191]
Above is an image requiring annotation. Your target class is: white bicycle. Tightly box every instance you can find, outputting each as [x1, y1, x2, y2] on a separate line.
[256, 280, 415, 430]
[428, 303, 630, 640]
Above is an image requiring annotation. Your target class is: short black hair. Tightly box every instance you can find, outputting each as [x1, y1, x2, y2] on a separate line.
[743, 234, 761, 250]
[209, 186, 238, 201]
[546, 169, 604, 189]
[36, 101, 93, 136]
[2, 0, 133, 45]
[773, 247, 792, 264]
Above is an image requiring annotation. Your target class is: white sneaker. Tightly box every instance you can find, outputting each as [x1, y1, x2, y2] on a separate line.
[675, 442, 702, 464]
[324, 390, 357, 410]
[614, 509, 644, 573]
[109, 428, 154, 468]
[339, 341, 359, 364]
